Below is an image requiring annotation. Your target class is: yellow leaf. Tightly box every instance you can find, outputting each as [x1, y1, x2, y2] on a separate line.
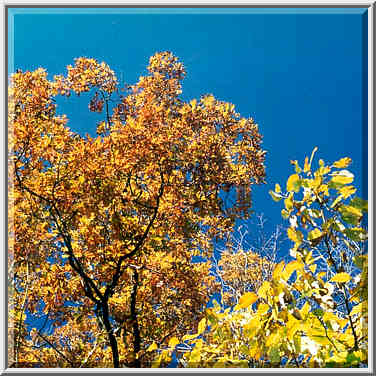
[244, 316, 262, 335]
[331, 170, 354, 185]
[182, 332, 199, 341]
[309, 264, 317, 273]
[284, 193, 293, 211]
[272, 261, 285, 279]
[197, 317, 206, 334]
[309, 175, 322, 189]
[310, 335, 330, 346]
[330, 272, 351, 283]
[286, 314, 300, 340]
[258, 281, 271, 300]
[284, 260, 304, 280]
[330, 195, 343, 209]
[190, 99, 197, 109]
[78, 175, 85, 184]
[147, 342, 158, 352]
[301, 301, 310, 318]
[303, 157, 310, 173]
[257, 303, 270, 315]
[329, 351, 348, 363]
[339, 185, 356, 199]
[290, 160, 302, 173]
[332, 175, 353, 185]
[188, 348, 201, 363]
[168, 336, 179, 348]
[151, 354, 162, 367]
[307, 228, 323, 241]
[275, 183, 281, 193]
[332, 157, 352, 168]
[350, 302, 365, 316]
[287, 174, 301, 193]
[287, 227, 303, 246]
[236, 292, 258, 309]
[266, 332, 278, 347]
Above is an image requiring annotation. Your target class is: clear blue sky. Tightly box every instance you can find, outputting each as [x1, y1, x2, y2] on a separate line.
[8, 7, 368, 259]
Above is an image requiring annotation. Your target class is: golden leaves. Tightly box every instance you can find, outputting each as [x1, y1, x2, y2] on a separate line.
[330, 170, 354, 185]
[330, 272, 351, 283]
[307, 228, 323, 241]
[283, 260, 304, 281]
[286, 174, 301, 192]
[64, 57, 118, 95]
[332, 157, 352, 168]
[168, 337, 180, 348]
[147, 342, 158, 352]
[257, 281, 271, 300]
[9, 51, 273, 367]
[235, 292, 258, 310]
[287, 227, 303, 246]
[177, 149, 368, 369]
[197, 317, 207, 335]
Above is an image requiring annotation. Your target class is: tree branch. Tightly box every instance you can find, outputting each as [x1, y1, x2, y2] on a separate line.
[104, 172, 165, 301]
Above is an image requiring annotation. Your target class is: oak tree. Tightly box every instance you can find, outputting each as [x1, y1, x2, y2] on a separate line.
[8, 52, 266, 367]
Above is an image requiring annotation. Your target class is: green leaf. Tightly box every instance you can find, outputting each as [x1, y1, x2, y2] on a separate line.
[240, 344, 250, 356]
[293, 336, 301, 354]
[344, 228, 368, 242]
[339, 205, 363, 225]
[328, 180, 347, 190]
[206, 308, 218, 326]
[269, 346, 280, 364]
[350, 197, 368, 212]
[313, 308, 324, 318]
[307, 208, 321, 218]
[345, 352, 361, 366]
[353, 255, 366, 269]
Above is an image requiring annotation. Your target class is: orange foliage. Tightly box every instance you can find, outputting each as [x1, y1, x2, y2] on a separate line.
[9, 52, 265, 367]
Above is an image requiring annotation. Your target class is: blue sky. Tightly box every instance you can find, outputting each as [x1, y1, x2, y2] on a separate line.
[8, 7, 368, 259]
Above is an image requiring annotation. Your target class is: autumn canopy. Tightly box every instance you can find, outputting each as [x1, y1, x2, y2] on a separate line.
[9, 52, 266, 367]
[8, 52, 368, 369]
